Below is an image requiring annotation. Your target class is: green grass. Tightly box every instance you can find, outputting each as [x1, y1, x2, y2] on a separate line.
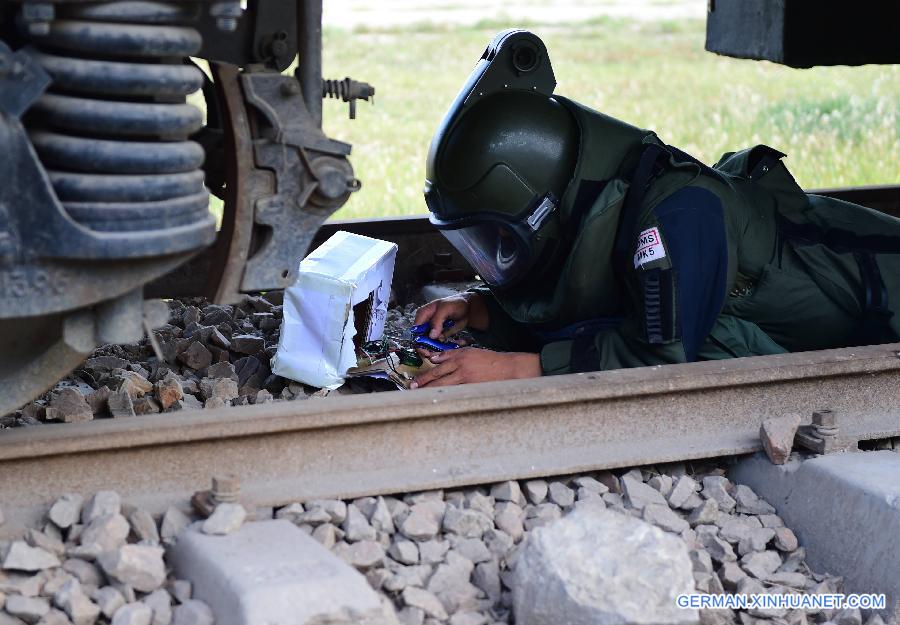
[320, 18, 899, 220]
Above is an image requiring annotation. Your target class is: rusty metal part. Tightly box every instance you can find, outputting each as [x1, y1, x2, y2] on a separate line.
[194, 0, 297, 72]
[145, 214, 470, 301]
[811, 409, 836, 429]
[237, 70, 357, 292]
[147, 66, 360, 302]
[0, 311, 95, 415]
[212, 474, 241, 503]
[204, 62, 271, 304]
[795, 408, 856, 454]
[0, 294, 171, 416]
[323, 76, 375, 119]
[191, 474, 242, 516]
[296, 0, 322, 127]
[3, 342, 900, 534]
[191, 491, 215, 517]
[0, 0, 362, 416]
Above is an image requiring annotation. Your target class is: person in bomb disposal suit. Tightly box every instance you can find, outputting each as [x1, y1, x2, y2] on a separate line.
[411, 30, 900, 389]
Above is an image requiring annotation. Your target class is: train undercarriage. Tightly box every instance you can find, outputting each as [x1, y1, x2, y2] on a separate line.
[0, 0, 377, 414]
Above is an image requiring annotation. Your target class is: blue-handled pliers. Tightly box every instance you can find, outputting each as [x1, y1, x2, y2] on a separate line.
[406, 319, 460, 352]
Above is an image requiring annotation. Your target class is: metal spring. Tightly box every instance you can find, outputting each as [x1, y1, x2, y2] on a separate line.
[322, 76, 375, 119]
[322, 78, 351, 102]
[23, 1, 209, 233]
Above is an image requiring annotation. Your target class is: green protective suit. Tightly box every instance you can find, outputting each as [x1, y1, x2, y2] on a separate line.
[469, 97, 900, 374]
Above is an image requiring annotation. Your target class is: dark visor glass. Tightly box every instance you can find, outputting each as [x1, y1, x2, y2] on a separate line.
[439, 222, 532, 286]
[426, 192, 558, 287]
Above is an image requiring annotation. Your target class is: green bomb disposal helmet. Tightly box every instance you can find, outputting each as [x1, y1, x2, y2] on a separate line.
[424, 30, 578, 288]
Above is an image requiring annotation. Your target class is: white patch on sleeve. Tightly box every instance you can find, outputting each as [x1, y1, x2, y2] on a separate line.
[633, 227, 667, 268]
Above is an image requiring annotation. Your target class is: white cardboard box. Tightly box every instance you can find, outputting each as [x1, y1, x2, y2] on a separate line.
[271, 231, 398, 389]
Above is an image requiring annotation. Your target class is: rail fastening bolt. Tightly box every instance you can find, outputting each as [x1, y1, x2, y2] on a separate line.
[812, 409, 839, 440]
[812, 410, 836, 428]
[211, 474, 241, 504]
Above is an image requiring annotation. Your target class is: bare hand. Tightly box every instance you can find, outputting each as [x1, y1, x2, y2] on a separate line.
[413, 292, 489, 339]
[411, 348, 541, 388]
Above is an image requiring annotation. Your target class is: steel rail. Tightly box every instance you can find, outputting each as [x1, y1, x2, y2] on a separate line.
[148, 184, 900, 300]
[309, 184, 900, 244]
[2, 343, 900, 534]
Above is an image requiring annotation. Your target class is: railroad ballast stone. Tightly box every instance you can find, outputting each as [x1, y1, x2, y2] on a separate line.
[1, 490, 208, 625]
[5, 294, 417, 428]
[82, 492, 121, 524]
[4, 595, 50, 623]
[110, 603, 152, 625]
[261, 464, 867, 625]
[54, 579, 101, 625]
[760, 414, 802, 465]
[512, 505, 697, 625]
[2, 465, 888, 625]
[45, 389, 93, 424]
[98, 545, 167, 593]
[200, 504, 246, 536]
[2, 542, 60, 572]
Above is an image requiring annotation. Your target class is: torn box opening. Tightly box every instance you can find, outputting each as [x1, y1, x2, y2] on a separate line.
[352, 291, 377, 351]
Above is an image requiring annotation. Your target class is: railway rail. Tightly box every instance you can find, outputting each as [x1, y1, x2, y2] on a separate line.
[150, 185, 900, 304]
[3, 341, 900, 535]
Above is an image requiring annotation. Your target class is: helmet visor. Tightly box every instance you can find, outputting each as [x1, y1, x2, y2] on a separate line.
[440, 222, 532, 287]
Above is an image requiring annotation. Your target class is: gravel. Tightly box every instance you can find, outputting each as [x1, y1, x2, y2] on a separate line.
[4, 595, 50, 623]
[262, 462, 893, 625]
[1, 496, 209, 625]
[48, 495, 83, 530]
[110, 603, 152, 625]
[2, 542, 60, 572]
[3, 296, 420, 427]
[97, 545, 167, 593]
[200, 504, 246, 536]
[8, 464, 866, 624]
[82, 492, 121, 525]
[45, 389, 93, 424]
[522, 481, 547, 506]
[760, 414, 802, 465]
[55, 579, 101, 625]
